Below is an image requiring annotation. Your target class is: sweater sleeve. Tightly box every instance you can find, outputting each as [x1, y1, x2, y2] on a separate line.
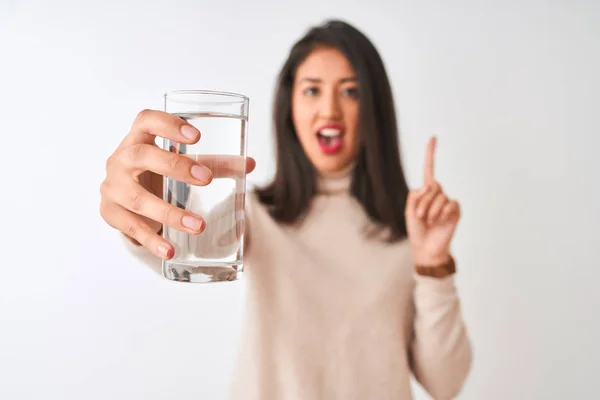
[186, 189, 245, 259]
[408, 272, 473, 400]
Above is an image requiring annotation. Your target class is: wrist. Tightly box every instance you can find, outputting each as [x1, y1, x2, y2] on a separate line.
[413, 251, 451, 267]
[414, 253, 456, 278]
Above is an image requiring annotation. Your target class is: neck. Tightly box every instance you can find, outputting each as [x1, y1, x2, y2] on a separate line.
[316, 163, 354, 195]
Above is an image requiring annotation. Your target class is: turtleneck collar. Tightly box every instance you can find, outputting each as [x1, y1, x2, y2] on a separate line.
[316, 162, 355, 195]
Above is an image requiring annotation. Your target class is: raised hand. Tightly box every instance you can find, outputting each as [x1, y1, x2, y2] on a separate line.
[405, 137, 461, 266]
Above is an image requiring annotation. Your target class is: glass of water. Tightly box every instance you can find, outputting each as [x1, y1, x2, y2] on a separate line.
[162, 90, 249, 283]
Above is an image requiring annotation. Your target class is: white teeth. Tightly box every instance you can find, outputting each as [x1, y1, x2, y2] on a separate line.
[319, 128, 341, 137]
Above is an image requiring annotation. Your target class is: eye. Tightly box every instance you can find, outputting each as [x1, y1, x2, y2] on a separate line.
[303, 87, 319, 96]
[342, 87, 359, 98]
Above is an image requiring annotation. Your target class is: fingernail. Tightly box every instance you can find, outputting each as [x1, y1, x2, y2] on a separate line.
[191, 165, 212, 182]
[417, 209, 424, 217]
[181, 124, 199, 140]
[182, 215, 203, 231]
[157, 244, 171, 258]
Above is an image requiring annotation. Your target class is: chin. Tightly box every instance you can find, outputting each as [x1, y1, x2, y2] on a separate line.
[312, 157, 354, 174]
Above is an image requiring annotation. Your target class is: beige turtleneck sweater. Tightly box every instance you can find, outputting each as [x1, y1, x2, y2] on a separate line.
[124, 169, 473, 400]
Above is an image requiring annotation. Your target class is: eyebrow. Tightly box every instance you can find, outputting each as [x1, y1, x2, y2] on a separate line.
[299, 77, 358, 84]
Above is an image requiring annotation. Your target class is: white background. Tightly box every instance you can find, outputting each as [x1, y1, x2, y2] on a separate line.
[1, 0, 599, 399]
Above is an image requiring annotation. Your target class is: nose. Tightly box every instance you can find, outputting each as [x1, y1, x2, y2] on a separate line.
[319, 88, 341, 119]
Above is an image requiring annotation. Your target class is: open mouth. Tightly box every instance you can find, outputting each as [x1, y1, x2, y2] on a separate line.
[317, 127, 344, 154]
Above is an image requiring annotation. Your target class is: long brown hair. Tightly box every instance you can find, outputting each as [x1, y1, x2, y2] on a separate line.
[256, 20, 410, 242]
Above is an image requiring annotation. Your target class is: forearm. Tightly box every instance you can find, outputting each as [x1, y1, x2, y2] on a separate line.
[409, 273, 473, 400]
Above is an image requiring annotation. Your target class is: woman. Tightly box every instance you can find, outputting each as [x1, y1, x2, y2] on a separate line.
[100, 20, 472, 400]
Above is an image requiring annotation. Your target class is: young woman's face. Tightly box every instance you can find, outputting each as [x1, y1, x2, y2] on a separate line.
[292, 46, 360, 174]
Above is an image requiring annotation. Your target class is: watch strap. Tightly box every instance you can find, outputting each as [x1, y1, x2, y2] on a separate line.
[415, 255, 456, 278]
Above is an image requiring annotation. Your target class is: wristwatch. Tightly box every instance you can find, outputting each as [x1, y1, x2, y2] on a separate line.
[415, 255, 456, 278]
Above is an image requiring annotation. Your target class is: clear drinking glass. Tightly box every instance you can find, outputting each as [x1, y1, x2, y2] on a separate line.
[162, 90, 249, 283]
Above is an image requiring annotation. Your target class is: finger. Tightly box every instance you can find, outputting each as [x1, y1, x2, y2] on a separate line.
[405, 186, 429, 216]
[120, 109, 201, 148]
[439, 200, 461, 223]
[102, 202, 175, 259]
[114, 144, 213, 185]
[426, 193, 449, 225]
[193, 155, 256, 179]
[415, 182, 442, 218]
[423, 136, 437, 186]
[107, 180, 206, 235]
[246, 157, 256, 174]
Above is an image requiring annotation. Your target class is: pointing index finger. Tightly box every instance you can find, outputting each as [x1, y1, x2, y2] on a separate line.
[423, 136, 437, 185]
